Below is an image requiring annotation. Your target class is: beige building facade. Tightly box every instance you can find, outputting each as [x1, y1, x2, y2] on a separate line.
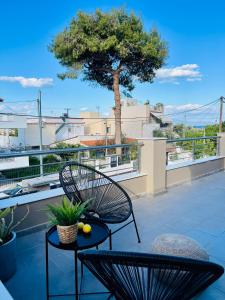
[81, 99, 172, 140]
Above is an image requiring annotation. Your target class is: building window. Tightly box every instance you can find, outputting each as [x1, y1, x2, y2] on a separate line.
[9, 128, 18, 137]
[0, 128, 18, 136]
[0, 129, 7, 136]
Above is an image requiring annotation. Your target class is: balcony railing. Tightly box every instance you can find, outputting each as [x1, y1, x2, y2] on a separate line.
[166, 136, 220, 165]
[0, 143, 141, 199]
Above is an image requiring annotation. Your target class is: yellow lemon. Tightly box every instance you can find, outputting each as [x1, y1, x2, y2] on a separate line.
[83, 224, 92, 234]
[78, 222, 84, 230]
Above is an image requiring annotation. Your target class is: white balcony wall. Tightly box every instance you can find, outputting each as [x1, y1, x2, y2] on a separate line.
[0, 156, 29, 171]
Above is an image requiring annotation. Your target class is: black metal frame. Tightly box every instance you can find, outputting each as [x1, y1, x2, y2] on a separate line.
[59, 161, 141, 250]
[79, 250, 224, 300]
[45, 220, 110, 300]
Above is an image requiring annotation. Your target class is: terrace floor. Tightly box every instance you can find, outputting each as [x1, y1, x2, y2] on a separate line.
[5, 171, 225, 299]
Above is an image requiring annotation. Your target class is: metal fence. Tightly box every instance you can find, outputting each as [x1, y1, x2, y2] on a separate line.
[166, 136, 220, 165]
[0, 143, 141, 199]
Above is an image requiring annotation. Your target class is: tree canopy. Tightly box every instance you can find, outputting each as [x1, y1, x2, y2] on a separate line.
[50, 8, 167, 91]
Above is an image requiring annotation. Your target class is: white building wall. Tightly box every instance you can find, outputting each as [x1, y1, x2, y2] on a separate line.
[0, 115, 27, 129]
[109, 99, 155, 139]
[107, 99, 170, 139]
[25, 124, 56, 147]
[142, 123, 160, 138]
[25, 120, 85, 147]
[55, 124, 84, 142]
[0, 115, 27, 149]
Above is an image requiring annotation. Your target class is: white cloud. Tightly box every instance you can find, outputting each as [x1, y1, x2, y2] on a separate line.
[0, 102, 36, 114]
[156, 64, 202, 83]
[165, 103, 202, 113]
[80, 107, 88, 111]
[0, 76, 53, 88]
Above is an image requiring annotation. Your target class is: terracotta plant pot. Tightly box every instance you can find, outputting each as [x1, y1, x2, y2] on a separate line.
[57, 223, 78, 244]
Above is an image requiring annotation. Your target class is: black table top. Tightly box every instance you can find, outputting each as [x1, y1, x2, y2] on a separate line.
[46, 218, 110, 251]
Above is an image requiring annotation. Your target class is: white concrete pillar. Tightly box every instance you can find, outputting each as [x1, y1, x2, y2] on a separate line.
[217, 133, 225, 156]
[138, 138, 167, 194]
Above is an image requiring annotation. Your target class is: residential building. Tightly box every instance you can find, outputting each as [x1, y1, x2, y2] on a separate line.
[0, 105, 26, 150]
[81, 99, 172, 139]
[117, 98, 173, 138]
[25, 117, 85, 149]
[80, 111, 112, 136]
[0, 103, 29, 171]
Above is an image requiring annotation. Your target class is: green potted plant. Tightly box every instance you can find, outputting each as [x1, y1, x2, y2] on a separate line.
[47, 197, 91, 244]
[0, 205, 29, 281]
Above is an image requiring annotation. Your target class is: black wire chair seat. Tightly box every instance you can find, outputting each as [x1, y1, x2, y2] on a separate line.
[59, 161, 141, 248]
[78, 250, 224, 300]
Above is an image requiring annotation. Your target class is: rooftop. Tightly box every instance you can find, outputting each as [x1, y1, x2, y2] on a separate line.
[4, 170, 225, 299]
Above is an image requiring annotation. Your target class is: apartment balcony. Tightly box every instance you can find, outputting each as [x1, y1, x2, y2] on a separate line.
[1, 136, 225, 299]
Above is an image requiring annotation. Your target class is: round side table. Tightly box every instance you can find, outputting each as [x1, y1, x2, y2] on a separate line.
[45, 218, 110, 300]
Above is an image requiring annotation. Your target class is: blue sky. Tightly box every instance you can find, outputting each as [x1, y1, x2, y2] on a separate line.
[0, 0, 225, 119]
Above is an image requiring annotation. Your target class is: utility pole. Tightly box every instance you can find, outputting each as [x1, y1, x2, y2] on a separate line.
[37, 90, 43, 176]
[96, 106, 100, 116]
[219, 96, 224, 133]
[203, 126, 206, 144]
[64, 108, 71, 118]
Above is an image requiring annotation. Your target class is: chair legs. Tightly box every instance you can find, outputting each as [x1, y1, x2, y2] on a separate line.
[109, 230, 112, 250]
[108, 212, 141, 250]
[132, 211, 141, 243]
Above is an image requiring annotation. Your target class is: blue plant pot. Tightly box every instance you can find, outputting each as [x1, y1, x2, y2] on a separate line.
[0, 232, 16, 282]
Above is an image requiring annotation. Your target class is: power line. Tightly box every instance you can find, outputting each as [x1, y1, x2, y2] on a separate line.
[0, 98, 221, 121]
[163, 98, 220, 117]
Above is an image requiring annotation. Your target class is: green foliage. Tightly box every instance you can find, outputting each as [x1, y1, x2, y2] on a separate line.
[43, 154, 60, 164]
[49, 8, 167, 91]
[0, 205, 29, 246]
[46, 197, 92, 226]
[29, 156, 40, 165]
[175, 126, 218, 159]
[51, 143, 81, 161]
[153, 129, 165, 137]
[173, 124, 185, 136]
[205, 122, 225, 136]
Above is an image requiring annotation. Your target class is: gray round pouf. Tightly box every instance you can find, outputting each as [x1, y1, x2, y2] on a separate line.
[151, 233, 209, 261]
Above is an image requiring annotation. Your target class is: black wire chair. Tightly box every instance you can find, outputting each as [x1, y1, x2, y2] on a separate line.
[59, 161, 141, 249]
[78, 250, 224, 300]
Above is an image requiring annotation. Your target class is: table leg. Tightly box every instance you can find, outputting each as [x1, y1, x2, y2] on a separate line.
[75, 250, 79, 300]
[45, 233, 49, 300]
[80, 261, 84, 293]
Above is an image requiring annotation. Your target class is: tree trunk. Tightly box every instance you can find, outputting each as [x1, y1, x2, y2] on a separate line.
[113, 72, 122, 155]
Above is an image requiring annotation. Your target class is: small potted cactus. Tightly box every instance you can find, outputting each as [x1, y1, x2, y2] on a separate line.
[0, 205, 29, 281]
[47, 197, 92, 244]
